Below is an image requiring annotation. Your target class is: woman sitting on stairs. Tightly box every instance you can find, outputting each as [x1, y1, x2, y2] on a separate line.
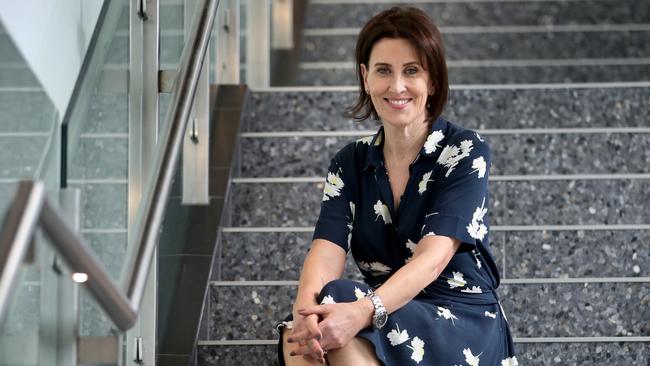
[278, 7, 518, 366]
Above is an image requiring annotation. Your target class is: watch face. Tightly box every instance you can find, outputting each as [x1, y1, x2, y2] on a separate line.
[375, 312, 388, 329]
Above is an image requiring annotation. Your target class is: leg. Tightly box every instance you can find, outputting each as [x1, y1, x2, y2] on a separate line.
[326, 337, 382, 366]
[282, 327, 325, 366]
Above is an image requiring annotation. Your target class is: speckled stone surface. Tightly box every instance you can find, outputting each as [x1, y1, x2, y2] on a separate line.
[0, 182, 16, 217]
[0, 34, 22, 63]
[0, 136, 49, 179]
[296, 64, 650, 86]
[229, 179, 648, 227]
[208, 282, 649, 339]
[0, 66, 40, 87]
[301, 32, 650, 63]
[1, 283, 39, 335]
[79, 290, 120, 337]
[68, 183, 127, 229]
[0, 91, 56, 132]
[82, 93, 129, 133]
[108, 34, 184, 65]
[242, 88, 650, 131]
[504, 230, 650, 278]
[239, 133, 650, 177]
[304, 0, 650, 28]
[69, 137, 128, 179]
[197, 342, 649, 366]
[496, 179, 649, 225]
[220, 232, 361, 281]
[515, 342, 649, 365]
[197, 345, 278, 366]
[84, 233, 127, 281]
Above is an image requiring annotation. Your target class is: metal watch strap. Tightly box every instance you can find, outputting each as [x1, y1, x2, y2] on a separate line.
[367, 290, 388, 329]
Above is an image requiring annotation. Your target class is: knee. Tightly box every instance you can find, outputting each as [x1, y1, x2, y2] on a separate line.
[318, 279, 371, 304]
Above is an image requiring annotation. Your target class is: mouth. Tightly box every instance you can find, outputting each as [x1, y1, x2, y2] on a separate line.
[385, 98, 412, 109]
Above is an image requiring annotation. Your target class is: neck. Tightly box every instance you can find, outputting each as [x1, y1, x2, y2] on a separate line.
[382, 121, 429, 162]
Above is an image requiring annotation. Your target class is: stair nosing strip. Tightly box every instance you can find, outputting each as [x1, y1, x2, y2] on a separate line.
[211, 277, 650, 286]
[304, 24, 650, 36]
[196, 336, 650, 346]
[221, 225, 650, 233]
[232, 174, 650, 183]
[300, 57, 650, 69]
[250, 81, 650, 92]
[240, 128, 650, 137]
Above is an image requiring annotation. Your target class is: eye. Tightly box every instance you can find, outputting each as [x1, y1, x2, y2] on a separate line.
[376, 67, 390, 75]
[405, 67, 419, 75]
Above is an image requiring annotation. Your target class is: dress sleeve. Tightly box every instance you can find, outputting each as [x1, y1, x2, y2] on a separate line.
[421, 132, 491, 252]
[312, 153, 355, 253]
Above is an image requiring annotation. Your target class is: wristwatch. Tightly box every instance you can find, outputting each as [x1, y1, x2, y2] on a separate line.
[367, 290, 388, 329]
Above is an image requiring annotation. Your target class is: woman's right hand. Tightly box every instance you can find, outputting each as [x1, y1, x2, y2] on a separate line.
[287, 313, 326, 363]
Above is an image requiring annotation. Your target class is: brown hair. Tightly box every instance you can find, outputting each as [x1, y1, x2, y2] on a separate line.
[347, 7, 449, 123]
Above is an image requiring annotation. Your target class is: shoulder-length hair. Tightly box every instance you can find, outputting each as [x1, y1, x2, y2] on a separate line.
[348, 7, 449, 123]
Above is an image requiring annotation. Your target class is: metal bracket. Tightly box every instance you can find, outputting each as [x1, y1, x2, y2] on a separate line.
[223, 8, 231, 32]
[190, 118, 199, 144]
[134, 337, 144, 365]
[137, 0, 148, 20]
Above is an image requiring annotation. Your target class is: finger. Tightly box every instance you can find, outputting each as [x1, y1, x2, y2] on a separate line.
[286, 329, 320, 343]
[297, 305, 329, 317]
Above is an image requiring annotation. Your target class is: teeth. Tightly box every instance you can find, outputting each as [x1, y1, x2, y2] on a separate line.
[388, 99, 409, 105]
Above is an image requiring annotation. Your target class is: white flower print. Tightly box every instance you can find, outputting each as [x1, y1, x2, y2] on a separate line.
[357, 260, 392, 276]
[347, 202, 355, 246]
[422, 231, 436, 238]
[501, 357, 519, 366]
[280, 320, 294, 329]
[356, 135, 373, 145]
[461, 286, 483, 293]
[475, 132, 484, 142]
[467, 197, 488, 241]
[437, 139, 474, 177]
[405, 239, 418, 263]
[418, 170, 434, 194]
[484, 311, 497, 319]
[424, 130, 445, 154]
[386, 323, 410, 346]
[436, 306, 458, 325]
[320, 295, 336, 305]
[472, 249, 482, 269]
[373, 200, 392, 224]
[463, 348, 482, 366]
[322, 170, 344, 201]
[470, 156, 487, 178]
[354, 287, 367, 300]
[448, 271, 466, 288]
[406, 337, 425, 363]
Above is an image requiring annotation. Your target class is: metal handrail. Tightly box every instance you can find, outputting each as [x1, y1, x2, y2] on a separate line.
[0, 0, 221, 330]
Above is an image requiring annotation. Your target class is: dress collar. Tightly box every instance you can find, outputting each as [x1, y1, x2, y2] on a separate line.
[363, 117, 448, 171]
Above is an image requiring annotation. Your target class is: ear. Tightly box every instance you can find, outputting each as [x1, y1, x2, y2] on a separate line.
[360, 64, 369, 91]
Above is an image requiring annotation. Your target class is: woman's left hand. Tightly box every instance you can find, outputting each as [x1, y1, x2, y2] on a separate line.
[296, 299, 374, 352]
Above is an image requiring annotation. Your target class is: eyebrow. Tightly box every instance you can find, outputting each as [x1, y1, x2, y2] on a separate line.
[373, 61, 421, 68]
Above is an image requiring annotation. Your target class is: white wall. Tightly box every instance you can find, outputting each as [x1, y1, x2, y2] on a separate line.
[0, 0, 104, 121]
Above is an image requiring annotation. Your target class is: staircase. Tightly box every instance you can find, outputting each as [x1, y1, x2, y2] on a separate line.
[196, 0, 649, 365]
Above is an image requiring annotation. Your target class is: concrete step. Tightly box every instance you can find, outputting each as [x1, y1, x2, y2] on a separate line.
[303, 0, 650, 29]
[295, 63, 650, 85]
[206, 282, 648, 340]
[217, 229, 648, 281]
[301, 31, 650, 63]
[195, 342, 649, 366]
[228, 179, 648, 227]
[239, 133, 650, 177]
[241, 87, 650, 132]
[0, 91, 56, 132]
[69, 136, 127, 180]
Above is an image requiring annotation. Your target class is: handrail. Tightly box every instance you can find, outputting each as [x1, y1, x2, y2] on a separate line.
[0, 0, 221, 330]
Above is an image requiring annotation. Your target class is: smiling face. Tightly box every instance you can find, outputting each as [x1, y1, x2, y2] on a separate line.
[361, 38, 434, 129]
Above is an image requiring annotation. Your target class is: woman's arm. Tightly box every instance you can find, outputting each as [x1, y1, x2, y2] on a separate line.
[296, 235, 459, 351]
[293, 239, 347, 313]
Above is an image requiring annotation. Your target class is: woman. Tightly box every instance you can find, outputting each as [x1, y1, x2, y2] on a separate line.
[278, 7, 517, 366]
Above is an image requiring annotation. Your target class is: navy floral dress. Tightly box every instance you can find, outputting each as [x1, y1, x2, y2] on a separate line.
[278, 117, 518, 366]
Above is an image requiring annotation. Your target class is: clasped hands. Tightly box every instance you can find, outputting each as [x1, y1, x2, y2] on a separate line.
[287, 300, 373, 363]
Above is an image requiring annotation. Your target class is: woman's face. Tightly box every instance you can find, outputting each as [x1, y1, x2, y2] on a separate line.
[361, 38, 433, 129]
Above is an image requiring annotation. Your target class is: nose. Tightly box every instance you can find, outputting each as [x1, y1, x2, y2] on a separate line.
[389, 74, 406, 93]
